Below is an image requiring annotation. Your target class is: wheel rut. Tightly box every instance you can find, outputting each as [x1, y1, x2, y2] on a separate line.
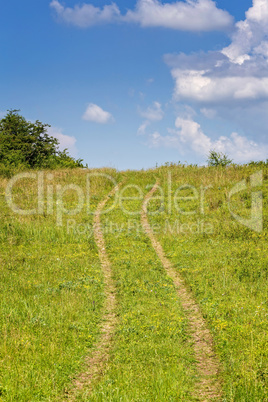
[67, 183, 121, 400]
[141, 182, 222, 401]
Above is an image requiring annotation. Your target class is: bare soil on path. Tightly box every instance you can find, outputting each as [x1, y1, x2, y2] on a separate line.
[141, 182, 222, 401]
[67, 183, 121, 400]
[68, 180, 221, 401]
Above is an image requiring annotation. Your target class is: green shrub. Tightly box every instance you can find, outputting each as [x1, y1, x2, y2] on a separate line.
[207, 150, 232, 167]
[0, 110, 85, 175]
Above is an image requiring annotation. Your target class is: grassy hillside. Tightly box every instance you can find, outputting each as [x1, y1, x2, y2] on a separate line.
[148, 164, 268, 401]
[0, 165, 267, 401]
[0, 169, 120, 400]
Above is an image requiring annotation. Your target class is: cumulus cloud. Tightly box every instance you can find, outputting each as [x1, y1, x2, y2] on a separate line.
[50, 0, 120, 27]
[149, 117, 268, 163]
[50, 0, 233, 31]
[222, 0, 268, 64]
[165, 0, 268, 104]
[124, 0, 233, 31]
[149, 117, 211, 154]
[170, 68, 268, 102]
[47, 126, 78, 156]
[83, 103, 114, 124]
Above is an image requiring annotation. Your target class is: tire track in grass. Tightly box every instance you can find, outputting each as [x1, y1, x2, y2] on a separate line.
[141, 182, 222, 401]
[68, 182, 121, 400]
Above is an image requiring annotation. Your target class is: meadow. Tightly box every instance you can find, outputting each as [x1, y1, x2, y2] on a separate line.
[0, 164, 267, 401]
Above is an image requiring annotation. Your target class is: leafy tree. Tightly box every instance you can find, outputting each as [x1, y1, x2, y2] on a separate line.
[207, 150, 233, 167]
[0, 110, 85, 172]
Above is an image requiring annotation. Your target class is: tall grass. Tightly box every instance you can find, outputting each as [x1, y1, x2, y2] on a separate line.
[0, 169, 119, 400]
[0, 164, 267, 401]
[148, 164, 268, 401]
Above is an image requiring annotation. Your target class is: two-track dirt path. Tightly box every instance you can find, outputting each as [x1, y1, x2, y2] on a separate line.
[141, 182, 222, 401]
[68, 179, 221, 400]
[68, 183, 121, 400]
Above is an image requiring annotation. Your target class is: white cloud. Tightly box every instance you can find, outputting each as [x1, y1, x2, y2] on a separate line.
[47, 126, 78, 156]
[171, 68, 268, 102]
[165, 1, 268, 104]
[50, 0, 120, 27]
[175, 117, 211, 154]
[50, 0, 233, 32]
[254, 40, 268, 57]
[247, 0, 268, 22]
[125, 0, 233, 31]
[222, 0, 268, 64]
[149, 116, 268, 163]
[154, 1, 268, 162]
[213, 132, 266, 162]
[83, 103, 114, 124]
[139, 101, 164, 121]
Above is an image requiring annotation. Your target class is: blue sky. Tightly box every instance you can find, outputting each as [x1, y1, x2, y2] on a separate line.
[1, 0, 267, 169]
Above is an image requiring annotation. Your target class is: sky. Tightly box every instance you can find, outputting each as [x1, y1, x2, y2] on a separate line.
[1, 0, 268, 169]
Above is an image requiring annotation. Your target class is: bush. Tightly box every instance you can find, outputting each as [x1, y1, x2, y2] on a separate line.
[0, 110, 85, 174]
[247, 160, 268, 167]
[207, 150, 232, 167]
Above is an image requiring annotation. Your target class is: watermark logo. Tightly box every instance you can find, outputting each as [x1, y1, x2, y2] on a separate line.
[4, 171, 211, 224]
[228, 170, 263, 232]
[5, 171, 119, 226]
[4, 169, 264, 234]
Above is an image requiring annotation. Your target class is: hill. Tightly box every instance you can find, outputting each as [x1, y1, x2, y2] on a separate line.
[0, 164, 267, 400]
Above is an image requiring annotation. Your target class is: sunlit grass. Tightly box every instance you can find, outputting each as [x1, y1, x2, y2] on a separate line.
[0, 164, 267, 401]
[0, 168, 120, 401]
[149, 164, 268, 401]
[87, 173, 197, 401]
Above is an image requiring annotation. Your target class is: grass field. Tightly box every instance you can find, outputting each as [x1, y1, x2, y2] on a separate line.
[0, 164, 267, 401]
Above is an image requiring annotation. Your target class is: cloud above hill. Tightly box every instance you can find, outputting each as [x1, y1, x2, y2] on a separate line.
[155, 0, 268, 163]
[222, 0, 268, 64]
[165, 0, 268, 103]
[50, 0, 120, 27]
[47, 126, 78, 156]
[83, 103, 114, 124]
[51, 0, 268, 164]
[124, 0, 233, 31]
[149, 116, 268, 163]
[50, 0, 233, 31]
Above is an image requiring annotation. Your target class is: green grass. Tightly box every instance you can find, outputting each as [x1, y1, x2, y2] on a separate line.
[0, 169, 119, 401]
[86, 172, 197, 401]
[0, 164, 267, 401]
[148, 164, 268, 401]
